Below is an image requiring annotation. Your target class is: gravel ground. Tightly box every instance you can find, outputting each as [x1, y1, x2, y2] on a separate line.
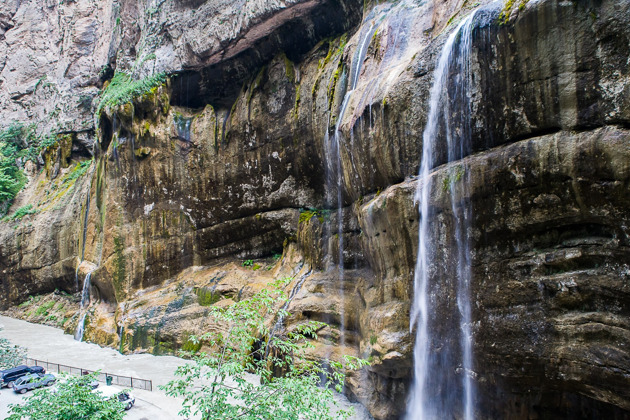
[0, 315, 371, 419]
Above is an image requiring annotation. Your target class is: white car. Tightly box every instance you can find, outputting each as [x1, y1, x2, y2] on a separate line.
[95, 385, 136, 410]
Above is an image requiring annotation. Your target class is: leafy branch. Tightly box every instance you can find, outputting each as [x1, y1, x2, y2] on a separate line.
[162, 278, 369, 420]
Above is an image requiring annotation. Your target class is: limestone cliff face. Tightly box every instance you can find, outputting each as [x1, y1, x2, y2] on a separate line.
[1, 0, 630, 419]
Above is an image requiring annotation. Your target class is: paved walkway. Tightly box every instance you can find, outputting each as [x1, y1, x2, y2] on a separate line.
[0, 315, 371, 419]
[0, 315, 188, 419]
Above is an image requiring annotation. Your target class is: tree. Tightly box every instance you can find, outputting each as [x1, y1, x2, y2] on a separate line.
[7, 373, 126, 420]
[162, 278, 368, 420]
[0, 328, 26, 369]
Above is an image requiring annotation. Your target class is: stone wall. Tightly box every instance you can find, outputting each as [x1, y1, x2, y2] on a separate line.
[1, 0, 629, 419]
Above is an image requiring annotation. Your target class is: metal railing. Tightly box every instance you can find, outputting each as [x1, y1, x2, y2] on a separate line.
[25, 358, 153, 391]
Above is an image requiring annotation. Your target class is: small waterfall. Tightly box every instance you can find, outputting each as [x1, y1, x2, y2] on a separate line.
[407, 10, 479, 420]
[268, 270, 312, 353]
[174, 114, 192, 142]
[75, 313, 87, 342]
[74, 271, 93, 342]
[80, 194, 90, 261]
[324, 22, 377, 348]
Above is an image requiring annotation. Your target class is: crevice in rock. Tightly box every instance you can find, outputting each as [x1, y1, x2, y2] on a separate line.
[99, 114, 113, 153]
[502, 126, 563, 147]
[170, 0, 363, 108]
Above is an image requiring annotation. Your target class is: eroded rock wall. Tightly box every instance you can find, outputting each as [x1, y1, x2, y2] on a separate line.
[1, 0, 630, 419]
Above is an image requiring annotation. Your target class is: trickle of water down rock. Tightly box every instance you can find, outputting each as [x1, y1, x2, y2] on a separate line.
[74, 271, 93, 342]
[2, 0, 630, 418]
[408, 10, 479, 420]
[324, 20, 378, 350]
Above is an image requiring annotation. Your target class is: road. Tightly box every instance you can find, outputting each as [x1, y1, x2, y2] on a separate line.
[0, 315, 371, 419]
[0, 315, 191, 419]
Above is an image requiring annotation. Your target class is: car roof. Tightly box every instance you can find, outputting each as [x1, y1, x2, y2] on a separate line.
[16, 373, 38, 381]
[1, 365, 28, 374]
[95, 385, 131, 398]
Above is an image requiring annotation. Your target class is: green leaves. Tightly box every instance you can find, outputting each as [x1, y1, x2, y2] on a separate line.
[162, 278, 369, 420]
[96, 71, 167, 116]
[6, 372, 126, 420]
[2, 204, 37, 222]
[0, 122, 61, 214]
[0, 328, 26, 370]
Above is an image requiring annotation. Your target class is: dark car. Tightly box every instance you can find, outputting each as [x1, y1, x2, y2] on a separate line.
[0, 365, 46, 388]
[12, 373, 56, 394]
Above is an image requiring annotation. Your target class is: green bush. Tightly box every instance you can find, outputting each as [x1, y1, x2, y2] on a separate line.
[34, 300, 56, 317]
[97, 71, 167, 116]
[162, 279, 369, 420]
[62, 159, 93, 185]
[3, 204, 38, 222]
[7, 372, 125, 420]
[0, 123, 63, 214]
[299, 208, 330, 224]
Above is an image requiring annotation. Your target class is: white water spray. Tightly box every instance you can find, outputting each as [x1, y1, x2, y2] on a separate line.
[74, 271, 93, 342]
[407, 10, 479, 420]
[323, 22, 377, 346]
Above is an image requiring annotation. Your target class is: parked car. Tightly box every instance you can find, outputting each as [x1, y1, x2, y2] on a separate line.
[12, 373, 56, 394]
[0, 365, 45, 388]
[97, 385, 135, 410]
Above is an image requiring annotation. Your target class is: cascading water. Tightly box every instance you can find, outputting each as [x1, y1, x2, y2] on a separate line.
[174, 114, 193, 142]
[74, 271, 93, 341]
[267, 267, 311, 356]
[323, 22, 377, 347]
[407, 10, 479, 420]
[80, 194, 90, 261]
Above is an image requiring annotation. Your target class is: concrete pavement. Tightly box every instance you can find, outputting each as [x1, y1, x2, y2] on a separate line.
[0, 315, 372, 419]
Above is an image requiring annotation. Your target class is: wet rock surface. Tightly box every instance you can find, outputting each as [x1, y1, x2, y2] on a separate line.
[0, 0, 629, 419]
[361, 127, 630, 418]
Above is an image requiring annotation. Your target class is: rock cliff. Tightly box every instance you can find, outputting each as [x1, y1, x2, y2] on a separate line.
[1, 0, 630, 419]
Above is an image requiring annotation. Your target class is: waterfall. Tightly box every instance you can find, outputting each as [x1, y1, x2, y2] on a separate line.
[267, 269, 312, 355]
[80, 194, 90, 261]
[74, 271, 93, 342]
[407, 10, 479, 420]
[174, 114, 192, 142]
[323, 23, 377, 347]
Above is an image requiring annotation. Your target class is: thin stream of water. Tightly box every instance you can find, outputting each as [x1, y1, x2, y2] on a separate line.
[324, 22, 377, 349]
[408, 10, 479, 420]
[74, 271, 93, 342]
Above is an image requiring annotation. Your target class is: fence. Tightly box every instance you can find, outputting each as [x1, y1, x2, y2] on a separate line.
[25, 358, 152, 391]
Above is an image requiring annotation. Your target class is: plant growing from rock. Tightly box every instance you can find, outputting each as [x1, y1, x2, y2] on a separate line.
[96, 71, 167, 116]
[162, 278, 368, 420]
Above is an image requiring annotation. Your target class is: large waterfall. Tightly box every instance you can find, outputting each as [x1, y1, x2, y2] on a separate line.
[407, 10, 479, 420]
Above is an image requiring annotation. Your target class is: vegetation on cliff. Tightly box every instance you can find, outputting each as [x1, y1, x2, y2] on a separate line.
[0, 124, 35, 212]
[97, 71, 167, 116]
[0, 123, 64, 215]
[163, 279, 368, 420]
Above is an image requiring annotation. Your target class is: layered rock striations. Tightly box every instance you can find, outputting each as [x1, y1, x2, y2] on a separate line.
[1, 0, 630, 418]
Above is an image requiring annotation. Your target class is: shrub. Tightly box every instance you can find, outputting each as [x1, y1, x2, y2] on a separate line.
[97, 71, 167, 116]
[7, 372, 125, 420]
[3, 204, 38, 222]
[162, 279, 368, 420]
[0, 328, 26, 370]
[62, 159, 93, 185]
[0, 123, 64, 214]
